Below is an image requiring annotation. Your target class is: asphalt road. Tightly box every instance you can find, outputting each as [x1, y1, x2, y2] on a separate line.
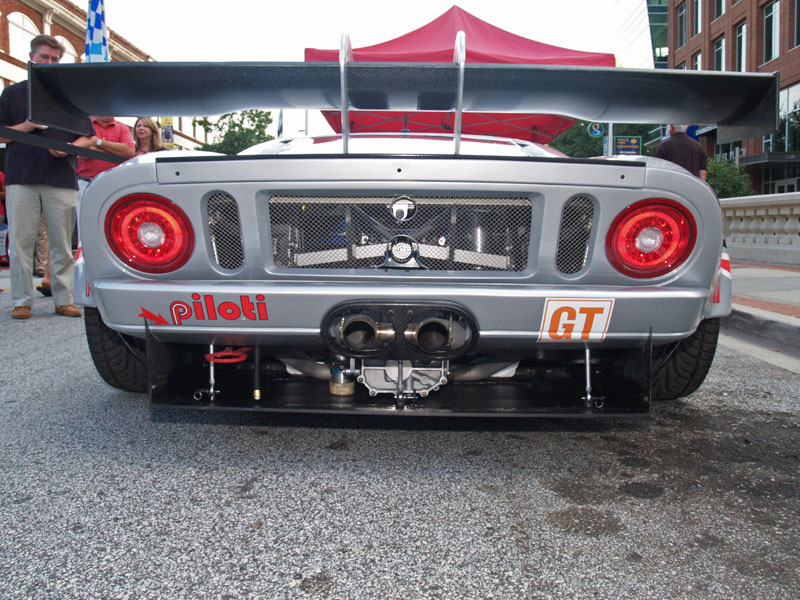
[1, 288, 798, 599]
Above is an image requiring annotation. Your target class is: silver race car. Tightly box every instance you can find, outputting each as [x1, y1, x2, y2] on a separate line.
[28, 39, 778, 416]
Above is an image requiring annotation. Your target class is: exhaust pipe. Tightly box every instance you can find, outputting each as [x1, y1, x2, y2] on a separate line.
[322, 301, 477, 359]
[405, 317, 470, 353]
[337, 315, 395, 352]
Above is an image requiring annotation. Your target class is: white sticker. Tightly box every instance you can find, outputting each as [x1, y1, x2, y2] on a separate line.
[538, 299, 615, 342]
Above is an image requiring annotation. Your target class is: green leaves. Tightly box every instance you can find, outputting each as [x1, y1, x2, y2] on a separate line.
[706, 157, 754, 198]
[194, 109, 274, 155]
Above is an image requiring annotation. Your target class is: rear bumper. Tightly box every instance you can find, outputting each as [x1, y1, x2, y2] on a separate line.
[91, 279, 710, 349]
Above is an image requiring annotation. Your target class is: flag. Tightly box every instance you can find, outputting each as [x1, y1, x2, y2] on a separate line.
[86, 0, 109, 62]
[277, 109, 284, 139]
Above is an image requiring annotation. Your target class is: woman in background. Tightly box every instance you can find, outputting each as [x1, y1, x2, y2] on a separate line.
[134, 117, 164, 155]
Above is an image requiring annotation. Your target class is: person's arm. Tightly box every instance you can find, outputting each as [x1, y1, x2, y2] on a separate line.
[0, 120, 47, 144]
[73, 135, 135, 159]
[48, 135, 94, 158]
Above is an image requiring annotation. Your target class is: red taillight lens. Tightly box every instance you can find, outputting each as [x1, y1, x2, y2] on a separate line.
[105, 194, 194, 273]
[606, 199, 696, 278]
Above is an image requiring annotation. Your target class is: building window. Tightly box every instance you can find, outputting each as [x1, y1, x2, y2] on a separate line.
[714, 37, 726, 71]
[650, 0, 669, 68]
[677, 62, 687, 69]
[763, 134, 775, 153]
[764, 1, 780, 63]
[8, 12, 40, 62]
[678, 3, 687, 47]
[796, 0, 800, 47]
[693, 51, 703, 69]
[775, 83, 800, 152]
[715, 0, 726, 19]
[55, 37, 77, 64]
[735, 21, 747, 72]
[693, 0, 702, 35]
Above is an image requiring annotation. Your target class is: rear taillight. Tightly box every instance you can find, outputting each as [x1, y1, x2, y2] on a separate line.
[105, 194, 194, 273]
[606, 199, 696, 278]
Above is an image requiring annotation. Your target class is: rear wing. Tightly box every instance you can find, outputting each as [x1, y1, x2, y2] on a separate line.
[28, 33, 778, 150]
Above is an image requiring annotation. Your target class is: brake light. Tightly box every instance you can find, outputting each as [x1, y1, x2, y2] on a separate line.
[105, 194, 194, 273]
[606, 199, 696, 278]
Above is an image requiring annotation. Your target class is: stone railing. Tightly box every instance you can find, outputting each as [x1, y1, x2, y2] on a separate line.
[720, 193, 800, 266]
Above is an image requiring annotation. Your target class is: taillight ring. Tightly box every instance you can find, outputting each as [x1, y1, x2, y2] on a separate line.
[105, 193, 194, 273]
[606, 199, 696, 279]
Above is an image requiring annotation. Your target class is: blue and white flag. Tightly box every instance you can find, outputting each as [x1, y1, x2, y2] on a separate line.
[85, 0, 109, 62]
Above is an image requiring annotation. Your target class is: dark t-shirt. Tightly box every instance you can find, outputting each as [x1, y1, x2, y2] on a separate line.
[655, 132, 708, 177]
[0, 80, 90, 190]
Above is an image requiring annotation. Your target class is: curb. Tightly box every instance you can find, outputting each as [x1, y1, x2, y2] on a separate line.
[721, 308, 800, 358]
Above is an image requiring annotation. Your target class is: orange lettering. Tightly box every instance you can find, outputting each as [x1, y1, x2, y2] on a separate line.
[579, 306, 606, 339]
[548, 306, 576, 339]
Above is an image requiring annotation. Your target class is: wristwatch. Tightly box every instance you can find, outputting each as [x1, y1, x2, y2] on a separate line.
[96, 138, 103, 147]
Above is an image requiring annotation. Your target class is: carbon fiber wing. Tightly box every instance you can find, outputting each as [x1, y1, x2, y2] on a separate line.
[28, 61, 778, 144]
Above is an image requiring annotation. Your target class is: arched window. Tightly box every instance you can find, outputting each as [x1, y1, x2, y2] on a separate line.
[8, 12, 40, 62]
[55, 36, 77, 63]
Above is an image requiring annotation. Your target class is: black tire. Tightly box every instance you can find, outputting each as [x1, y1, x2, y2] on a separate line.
[650, 318, 720, 401]
[84, 306, 148, 393]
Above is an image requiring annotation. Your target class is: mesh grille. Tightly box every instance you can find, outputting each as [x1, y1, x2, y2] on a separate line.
[268, 195, 531, 271]
[555, 195, 594, 274]
[207, 191, 244, 270]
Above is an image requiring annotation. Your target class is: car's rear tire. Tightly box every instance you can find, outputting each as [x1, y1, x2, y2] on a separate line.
[650, 317, 720, 401]
[84, 306, 148, 393]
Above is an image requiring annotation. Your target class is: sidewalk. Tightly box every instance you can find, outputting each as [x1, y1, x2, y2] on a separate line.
[725, 262, 800, 357]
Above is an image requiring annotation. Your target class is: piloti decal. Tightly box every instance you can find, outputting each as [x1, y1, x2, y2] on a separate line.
[538, 299, 614, 342]
[170, 294, 268, 325]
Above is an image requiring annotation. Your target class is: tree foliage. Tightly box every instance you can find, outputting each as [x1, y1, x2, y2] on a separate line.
[195, 109, 274, 154]
[549, 120, 660, 158]
[706, 157, 755, 198]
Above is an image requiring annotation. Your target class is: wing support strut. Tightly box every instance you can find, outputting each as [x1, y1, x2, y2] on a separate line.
[340, 34, 353, 154]
[453, 31, 466, 155]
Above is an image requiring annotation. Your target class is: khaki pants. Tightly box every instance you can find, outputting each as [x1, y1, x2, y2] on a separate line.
[33, 214, 48, 275]
[7, 184, 77, 307]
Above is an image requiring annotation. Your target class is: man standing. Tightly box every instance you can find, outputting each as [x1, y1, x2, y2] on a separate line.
[0, 35, 95, 319]
[35, 116, 135, 297]
[656, 124, 708, 181]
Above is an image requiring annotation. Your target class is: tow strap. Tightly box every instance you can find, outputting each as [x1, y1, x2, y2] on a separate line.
[0, 124, 127, 164]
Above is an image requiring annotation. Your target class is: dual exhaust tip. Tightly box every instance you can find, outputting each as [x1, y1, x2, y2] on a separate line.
[323, 303, 476, 359]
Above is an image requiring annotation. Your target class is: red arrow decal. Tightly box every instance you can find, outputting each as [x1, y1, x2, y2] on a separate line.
[138, 307, 168, 325]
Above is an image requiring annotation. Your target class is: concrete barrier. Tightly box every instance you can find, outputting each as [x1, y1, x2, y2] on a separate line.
[720, 193, 800, 266]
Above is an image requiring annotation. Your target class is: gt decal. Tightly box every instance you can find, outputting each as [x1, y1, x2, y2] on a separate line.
[170, 294, 269, 325]
[539, 299, 614, 342]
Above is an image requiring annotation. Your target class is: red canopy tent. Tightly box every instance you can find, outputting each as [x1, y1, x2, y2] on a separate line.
[304, 6, 616, 144]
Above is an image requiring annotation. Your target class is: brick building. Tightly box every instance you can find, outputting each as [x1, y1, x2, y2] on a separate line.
[667, 0, 800, 193]
[0, 0, 206, 150]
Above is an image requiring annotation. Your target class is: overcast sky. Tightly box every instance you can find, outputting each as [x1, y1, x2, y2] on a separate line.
[105, 0, 649, 63]
[101, 0, 653, 136]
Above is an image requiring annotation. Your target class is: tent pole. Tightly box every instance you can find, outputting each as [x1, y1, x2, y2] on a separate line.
[340, 33, 353, 154]
[453, 31, 466, 155]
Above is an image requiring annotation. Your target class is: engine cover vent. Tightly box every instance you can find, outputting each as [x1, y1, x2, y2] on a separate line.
[268, 195, 531, 271]
[207, 191, 244, 270]
[555, 195, 594, 274]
